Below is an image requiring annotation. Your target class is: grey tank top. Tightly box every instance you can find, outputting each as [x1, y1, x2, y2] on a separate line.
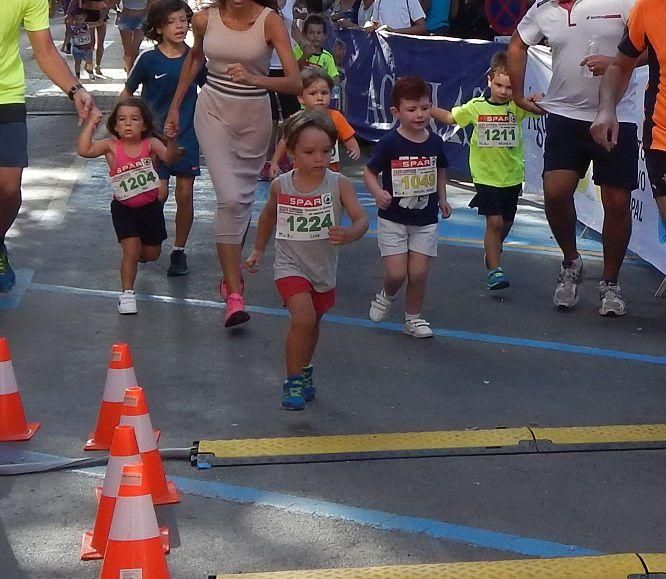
[274, 169, 343, 293]
[204, 6, 273, 98]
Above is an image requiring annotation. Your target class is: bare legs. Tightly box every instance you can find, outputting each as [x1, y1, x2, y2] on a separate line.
[119, 28, 143, 72]
[119, 238, 161, 290]
[285, 293, 322, 376]
[0, 168, 23, 243]
[382, 252, 431, 315]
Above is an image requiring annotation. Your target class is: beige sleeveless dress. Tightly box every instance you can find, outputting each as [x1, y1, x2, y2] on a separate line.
[194, 5, 273, 244]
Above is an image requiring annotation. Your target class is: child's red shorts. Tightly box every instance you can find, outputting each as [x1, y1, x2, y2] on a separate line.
[275, 276, 335, 316]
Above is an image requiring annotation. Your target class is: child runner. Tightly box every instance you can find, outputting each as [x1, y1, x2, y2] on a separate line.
[121, 0, 204, 276]
[294, 14, 339, 85]
[246, 110, 368, 411]
[364, 76, 451, 338]
[432, 51, 540, 290]
[269, 68, 360, 178]
[77, 97, 179, 314]
[70, 8, 95, 79]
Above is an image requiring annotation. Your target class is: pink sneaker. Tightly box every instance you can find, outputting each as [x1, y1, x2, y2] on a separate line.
[225, 293, 250, 327]
[219, 273, 245, 302]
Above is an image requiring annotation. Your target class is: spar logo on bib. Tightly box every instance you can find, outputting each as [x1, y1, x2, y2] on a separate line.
[114, 157, 153, 175]
[284, 193, 332, 208]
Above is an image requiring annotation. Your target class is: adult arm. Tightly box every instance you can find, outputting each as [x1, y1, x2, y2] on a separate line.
[27, 28, 97, 123]
[431, 107, 456, 125]
[165, 10, 207, 134]
[329, 176, 369, 245]
[389, 18, 427, 35]
[590, 52, 639, 151]
[228, 12, 302, 95]
[507, 31, 545, 115]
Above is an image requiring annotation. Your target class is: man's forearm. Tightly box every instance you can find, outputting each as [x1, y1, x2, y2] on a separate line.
[507, 32, 528, 99]
[598, 63, 632, 111]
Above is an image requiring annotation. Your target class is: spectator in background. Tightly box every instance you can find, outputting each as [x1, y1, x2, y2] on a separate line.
[368, 0, 427, 35]
[421, 0, 451, 35]
[357, 0, 374, 27]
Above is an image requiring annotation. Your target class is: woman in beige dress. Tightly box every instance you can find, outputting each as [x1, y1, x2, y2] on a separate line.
[166, 0, 301, 327]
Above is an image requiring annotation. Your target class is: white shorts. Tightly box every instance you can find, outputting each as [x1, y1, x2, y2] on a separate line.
[377, 217, 439, 257]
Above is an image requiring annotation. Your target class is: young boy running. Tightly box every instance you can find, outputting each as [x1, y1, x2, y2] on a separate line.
[432, 51, 540, 290]
[364, 76, 452, 338]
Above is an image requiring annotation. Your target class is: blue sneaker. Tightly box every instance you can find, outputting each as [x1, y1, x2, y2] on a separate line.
[282, 377, 305, 411]
[0, 244, 16, 293]
[487, 267, 510, 290]
[302, 364, 316, 402]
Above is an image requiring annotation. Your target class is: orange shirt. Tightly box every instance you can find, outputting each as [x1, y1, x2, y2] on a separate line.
[328, 109, 355, 172]
[619, 0, 666, 151]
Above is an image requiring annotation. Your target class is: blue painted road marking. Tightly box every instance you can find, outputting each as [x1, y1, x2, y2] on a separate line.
[27, 281, 666, 366]
[0, 446, 601, 558]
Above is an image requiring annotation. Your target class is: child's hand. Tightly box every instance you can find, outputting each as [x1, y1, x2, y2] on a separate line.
[345, 143, 361, 161]
[328, 225, 351, 246]
[86, 108, 103, 128]
[245, 249, 264, 272]
[439, 199, 452, 219]
[373, 189, 392, 210]
[269, 162, 281, 180]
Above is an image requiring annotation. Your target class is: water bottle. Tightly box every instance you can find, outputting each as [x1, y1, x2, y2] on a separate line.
[582, 38, 599, 78]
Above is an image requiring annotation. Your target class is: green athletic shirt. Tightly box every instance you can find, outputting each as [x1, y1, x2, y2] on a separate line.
[293, 45, 339, 80]
[452, 97, 534, 188]
[0, 0, 50, 105]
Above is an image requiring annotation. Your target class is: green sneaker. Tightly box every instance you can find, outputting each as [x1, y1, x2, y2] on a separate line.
[487, 267, 510, 290]
[302, 364, 316, 402]
[282, 377, 305, 411]
[0, 244, 16, 293]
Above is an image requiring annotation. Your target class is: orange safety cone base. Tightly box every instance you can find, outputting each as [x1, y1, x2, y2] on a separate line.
[0, 421, 40, 442]
[152, 479, 180, 506]
[81, 526, 170, 560]
[85, 428, 160, 451]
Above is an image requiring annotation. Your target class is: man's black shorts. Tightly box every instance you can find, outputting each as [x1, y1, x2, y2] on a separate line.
[469, 183, 522, 221]
[544, 113, 638, 191]
[268, 69, 301, 122]
[0, 104, 28, 168]
[111, 199, 167, 246]
[645, 149, 666, 199]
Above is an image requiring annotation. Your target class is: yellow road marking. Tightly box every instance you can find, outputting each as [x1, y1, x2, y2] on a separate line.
[533, 424, 666, 445]
[213, 553, 659, 578]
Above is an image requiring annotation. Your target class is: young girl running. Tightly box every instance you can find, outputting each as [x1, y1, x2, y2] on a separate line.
[246, 110, 368, 410]
[77, 97, 179, 314]
[122, 0, 205, 276]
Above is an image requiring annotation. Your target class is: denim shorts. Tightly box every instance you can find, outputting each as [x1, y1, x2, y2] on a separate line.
[117, 12, 145, 31]
[72, 46, 94, 61]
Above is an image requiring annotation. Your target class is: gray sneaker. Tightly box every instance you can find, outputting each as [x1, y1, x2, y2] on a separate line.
[553, 255, 583, 309]
[598, 281, 626, 317]
[167, 249, 189, 276]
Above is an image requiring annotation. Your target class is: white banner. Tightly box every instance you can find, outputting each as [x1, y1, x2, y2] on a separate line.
[523, 47, 666, 274]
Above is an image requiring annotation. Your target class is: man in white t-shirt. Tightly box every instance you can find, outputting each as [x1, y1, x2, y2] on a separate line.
[508, 0, 638, 317]
[368, 0, 427, 35]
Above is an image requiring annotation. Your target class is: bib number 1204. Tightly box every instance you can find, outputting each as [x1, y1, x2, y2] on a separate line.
[286, 213, 333, 234]
[117, 170, 157, 193]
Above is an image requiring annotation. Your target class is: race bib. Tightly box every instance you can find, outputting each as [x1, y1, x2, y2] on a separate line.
[391, 156, 437, 198]
[276, 192, 335, 241]
[477, 114, 518, 148]
[73, 31, 92, 46]
[331, 140, 340, 164]
[111, 158, 159, 202]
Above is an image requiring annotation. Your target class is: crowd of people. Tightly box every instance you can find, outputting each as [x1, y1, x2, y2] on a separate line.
[1, 0, 665, 411]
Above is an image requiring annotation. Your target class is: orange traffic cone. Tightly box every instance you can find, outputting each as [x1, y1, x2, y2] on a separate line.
[0, 337, 39, 441]
[119, 387, 180, 505]
[81, 425, 169, 560]
[85, 343, 159, 451]
[100, 463, 171, 579]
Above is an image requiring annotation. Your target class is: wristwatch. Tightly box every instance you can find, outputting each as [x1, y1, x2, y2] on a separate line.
[67, 83, 84, 101]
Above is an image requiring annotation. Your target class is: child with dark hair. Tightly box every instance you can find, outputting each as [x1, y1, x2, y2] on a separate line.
[70, 8, 95, 79]
[77, 98, 179, 314]
[121, 0, 204, 277]
[246, 109, 368, 410]
[269, 67, 359, 178]
[364, 76, 452, 338]
[294, 14, 339, 84]
[432, 50, 541, 290]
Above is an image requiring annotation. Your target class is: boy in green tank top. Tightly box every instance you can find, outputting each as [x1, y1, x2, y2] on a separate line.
[432, 51, 542, 290]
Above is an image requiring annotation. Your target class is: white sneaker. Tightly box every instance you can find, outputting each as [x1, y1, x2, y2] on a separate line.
[553, 255, 583, 309]
[598, 281, 626, 317]
[369, 290, 393, 322]
[118, 291, 137, 315]
[403, 318, 434, 339]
